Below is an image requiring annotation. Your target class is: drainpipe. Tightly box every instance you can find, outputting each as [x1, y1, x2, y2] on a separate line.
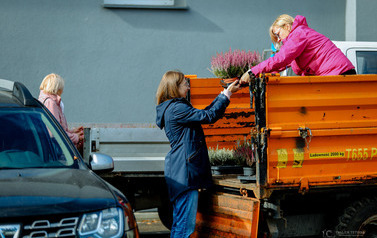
[345, 0, 357, 41]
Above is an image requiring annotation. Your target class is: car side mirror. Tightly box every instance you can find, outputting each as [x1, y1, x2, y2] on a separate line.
[89, 153, 114, 173]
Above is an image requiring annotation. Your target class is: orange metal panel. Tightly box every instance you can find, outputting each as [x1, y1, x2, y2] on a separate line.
[265, 74, 377, 131]
[270, 127, 377, 138]
[203, 108, 255, 149]
[192, 192, 260, 238]
[189, 78, 254, 149]
[264, 74, 377, 188]
[267, 133, 377, 187]
[190, 78, 251, 109]
[185, 74, 198, 79]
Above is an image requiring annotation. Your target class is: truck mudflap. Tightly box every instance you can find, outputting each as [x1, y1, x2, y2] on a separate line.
[256, 74, 377, 189]
[192, 191, 260, 238]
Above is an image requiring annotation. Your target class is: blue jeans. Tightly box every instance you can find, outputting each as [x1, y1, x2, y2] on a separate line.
[170, 189, 199, 238]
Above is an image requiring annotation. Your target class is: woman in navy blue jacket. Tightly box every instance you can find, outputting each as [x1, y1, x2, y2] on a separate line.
[156, 70, 240, 237]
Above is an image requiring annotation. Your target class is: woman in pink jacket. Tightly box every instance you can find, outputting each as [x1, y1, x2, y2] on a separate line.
[38, 73, 83, 148]
[241, 14, 355, 83]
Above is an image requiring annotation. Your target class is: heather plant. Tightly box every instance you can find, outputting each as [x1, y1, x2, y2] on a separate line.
[233, 139, 255, 167]
[210, 48, 262, 79]
[208, 146, 235, 166]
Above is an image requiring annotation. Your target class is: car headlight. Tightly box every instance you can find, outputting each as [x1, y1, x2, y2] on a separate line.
[78, 207, 124, 238]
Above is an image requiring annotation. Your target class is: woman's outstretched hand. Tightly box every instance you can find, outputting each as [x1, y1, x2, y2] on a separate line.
[240, 71, 251, 84]
[227, 79, 241, 93]
[241, 70, 257, 85]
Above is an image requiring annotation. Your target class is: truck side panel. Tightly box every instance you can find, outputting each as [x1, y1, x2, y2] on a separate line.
[84, 127, 170, 172]
[264, 74, 377, 188]
[189, 77, 254, 149]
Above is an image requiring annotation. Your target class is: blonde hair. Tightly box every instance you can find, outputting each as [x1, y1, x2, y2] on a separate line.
[39, 73, 65, 95]
[269, 14, 295, 43]
[156, 70, 185, 105]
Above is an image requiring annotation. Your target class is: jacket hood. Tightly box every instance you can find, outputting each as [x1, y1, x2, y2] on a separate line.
[291, 15, 308, 32]
[282, 15, 308, 45]
[156, 99, 176, 129]
[38, 90, 61, 105]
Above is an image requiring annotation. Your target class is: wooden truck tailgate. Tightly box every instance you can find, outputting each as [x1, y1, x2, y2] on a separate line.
[192, 192, 260, 238]
[264, 74, 377, 188]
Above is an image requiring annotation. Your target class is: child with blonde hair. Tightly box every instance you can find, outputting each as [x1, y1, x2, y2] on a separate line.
[38, 73, 83, 148]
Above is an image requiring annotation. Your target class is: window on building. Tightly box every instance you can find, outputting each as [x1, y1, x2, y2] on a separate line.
[103, 0, 187, 9]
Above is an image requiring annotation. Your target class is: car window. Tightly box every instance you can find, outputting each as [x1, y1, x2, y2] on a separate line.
[356, 51, 377, 74]
[0, 108, 77, 169]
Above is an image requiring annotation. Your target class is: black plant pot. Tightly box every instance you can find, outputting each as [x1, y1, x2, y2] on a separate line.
[243, 166, 256, 176]
[237, 166, 256, 184]
[211, 165, 243, 175]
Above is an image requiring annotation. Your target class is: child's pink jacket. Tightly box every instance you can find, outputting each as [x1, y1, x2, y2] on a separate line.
[38, 91, 79, 145]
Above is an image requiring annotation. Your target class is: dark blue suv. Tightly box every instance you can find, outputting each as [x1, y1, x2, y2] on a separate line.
[0, 79, 139, 238]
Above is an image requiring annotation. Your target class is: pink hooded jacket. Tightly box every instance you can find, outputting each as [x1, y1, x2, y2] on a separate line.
[38, 91, 79, 145]
[251, 15, 355, 76]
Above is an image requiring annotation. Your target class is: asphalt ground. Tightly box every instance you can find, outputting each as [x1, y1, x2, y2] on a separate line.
[135, 210, 170, 238]
[134, 210, 322, 238]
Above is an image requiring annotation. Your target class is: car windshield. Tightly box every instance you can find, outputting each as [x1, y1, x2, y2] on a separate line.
[0, 108, 78, 169]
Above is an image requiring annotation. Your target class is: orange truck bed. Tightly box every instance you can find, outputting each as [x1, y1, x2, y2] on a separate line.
[189, 74, 377, 192]
[189, 74, 377, 237]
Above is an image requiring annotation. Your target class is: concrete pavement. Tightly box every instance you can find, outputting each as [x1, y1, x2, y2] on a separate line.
[135, 210, 170, 238]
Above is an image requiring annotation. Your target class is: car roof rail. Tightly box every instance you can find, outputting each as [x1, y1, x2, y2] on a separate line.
[0, 78, 38, 106]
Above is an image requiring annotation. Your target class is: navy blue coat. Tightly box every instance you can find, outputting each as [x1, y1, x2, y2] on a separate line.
[156, 94, 230, 201]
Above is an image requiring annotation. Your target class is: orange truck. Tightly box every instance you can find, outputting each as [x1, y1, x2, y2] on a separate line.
[188, 73, 377, 238]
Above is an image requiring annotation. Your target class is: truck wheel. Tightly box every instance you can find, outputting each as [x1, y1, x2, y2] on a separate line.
[158, 201, 173, 230]
[336, 196, 377, 238]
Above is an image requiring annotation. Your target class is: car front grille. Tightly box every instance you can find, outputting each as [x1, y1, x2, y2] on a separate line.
[21, 217, 79, 238]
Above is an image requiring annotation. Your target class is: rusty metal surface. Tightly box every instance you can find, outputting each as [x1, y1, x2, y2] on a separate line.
[264, 74, 377, 188]
[189, 77, 254, 149]
[192, 192, 260, 238]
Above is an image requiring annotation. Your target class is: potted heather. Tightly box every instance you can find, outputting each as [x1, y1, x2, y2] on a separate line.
[233, 139, 257, 183]
[209, 48, 261, 85]
[208, 146, 243, 175]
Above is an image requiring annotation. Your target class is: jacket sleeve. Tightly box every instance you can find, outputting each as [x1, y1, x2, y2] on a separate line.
[291, 60, 304, 76]
[44, 99, 79, 145]
[252, 29, 308, 75]
[204, 93, 220, 110]
[66, 130, 79, 145]
[43, 98, 61, 123]
[173, 94, 230, 124]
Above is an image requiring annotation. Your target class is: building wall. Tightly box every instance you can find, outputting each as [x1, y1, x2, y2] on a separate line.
[357, 0, 377, 41]
[0, 0, 351, 124]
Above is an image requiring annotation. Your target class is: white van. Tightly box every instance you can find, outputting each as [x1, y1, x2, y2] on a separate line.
[333, 41, 377, 74]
